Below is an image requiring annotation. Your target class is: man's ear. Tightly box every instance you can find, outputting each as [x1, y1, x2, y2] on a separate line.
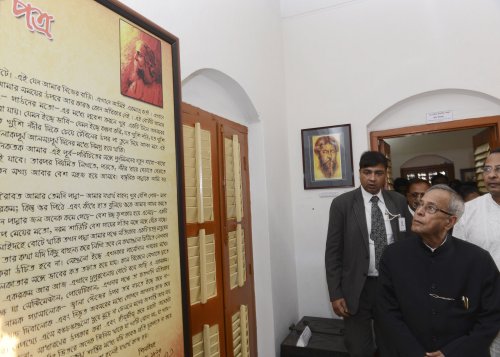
[446, 215, 458, 230]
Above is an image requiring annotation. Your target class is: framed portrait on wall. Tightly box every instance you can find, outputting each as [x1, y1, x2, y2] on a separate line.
[301, 124, 354, 189]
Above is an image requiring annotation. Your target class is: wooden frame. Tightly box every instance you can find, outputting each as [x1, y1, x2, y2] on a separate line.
[301, 124, 354, 189]
[0, 1, 189, 356]
[370, 116, 500, 150]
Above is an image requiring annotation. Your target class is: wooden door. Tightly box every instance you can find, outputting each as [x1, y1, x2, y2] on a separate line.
[181, 104, 257, 357]
[183, 106, 225, 357]
[218, 120, 257, 357]
[378, 139, 394, 190]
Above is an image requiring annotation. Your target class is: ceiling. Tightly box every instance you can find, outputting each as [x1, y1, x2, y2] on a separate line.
[281, 0, 357, 18]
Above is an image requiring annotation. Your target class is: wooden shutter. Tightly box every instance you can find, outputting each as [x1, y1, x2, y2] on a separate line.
[231, 305, 250, 357]
[192, 324, 221, 357]
[219, 122, 257, 357]
[182, 104, 257, 357]
[378, 139, 393, 189]
[182, 106, 226, 356]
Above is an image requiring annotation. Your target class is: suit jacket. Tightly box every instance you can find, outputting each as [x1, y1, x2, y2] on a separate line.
[377, 236, 500, 357]
[325, 187, 413, 314]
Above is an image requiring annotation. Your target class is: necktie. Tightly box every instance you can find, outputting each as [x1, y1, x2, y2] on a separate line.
[370, 196, 387, 269]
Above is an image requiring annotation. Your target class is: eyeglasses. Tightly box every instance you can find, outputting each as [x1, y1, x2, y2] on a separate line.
[409, 192, 425, 198]
[415, 202, 453, 216]
[482, 166, 500, 175]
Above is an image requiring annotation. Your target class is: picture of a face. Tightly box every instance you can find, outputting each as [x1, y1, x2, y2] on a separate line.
[133, 40, 156, 84]
[134, 41, 146, 70]
[319, 142, 337, 177]
[120, 20, 163, 107]
[313, 135, 340, 179]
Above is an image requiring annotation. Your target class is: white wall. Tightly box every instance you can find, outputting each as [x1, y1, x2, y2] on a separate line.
[282, 0, 500, 319]
[118, 0, 500, 355]
[119, 1, 295, 355]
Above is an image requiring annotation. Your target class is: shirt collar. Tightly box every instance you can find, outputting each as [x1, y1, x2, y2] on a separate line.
[422, 234, 449, 253]
[486, 193, 500, 208]
[408, 205, 415, 216]
[361, 186, 385, 205]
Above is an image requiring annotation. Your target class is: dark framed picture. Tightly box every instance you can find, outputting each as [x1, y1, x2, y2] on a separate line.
[460, 168, 476, 182]
[301, 124, 354, 189]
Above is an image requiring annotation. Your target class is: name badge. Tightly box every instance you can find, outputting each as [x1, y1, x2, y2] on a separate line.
[398, 217, 406, 232]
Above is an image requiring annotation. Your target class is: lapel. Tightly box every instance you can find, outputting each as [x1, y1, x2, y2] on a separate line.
[352, 187, 369, 252]
[382, 190, 401, 240]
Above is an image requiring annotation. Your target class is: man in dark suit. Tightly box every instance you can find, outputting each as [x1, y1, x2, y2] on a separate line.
[377, 184, 500, 357]
[325, 151, 413, 357]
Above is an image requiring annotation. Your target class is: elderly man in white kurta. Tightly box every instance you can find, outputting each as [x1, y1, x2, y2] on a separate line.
[454, 148, 500, 357]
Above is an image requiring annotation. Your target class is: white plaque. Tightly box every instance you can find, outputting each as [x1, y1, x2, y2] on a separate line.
[426, 110, 453, 123]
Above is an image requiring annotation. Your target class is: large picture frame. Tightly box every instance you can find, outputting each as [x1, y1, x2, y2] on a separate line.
[301, 124, 354, 189]
[0, 1, 189, 356]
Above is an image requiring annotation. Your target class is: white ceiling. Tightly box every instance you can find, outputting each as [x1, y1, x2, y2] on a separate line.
[280, 0, 360, 18]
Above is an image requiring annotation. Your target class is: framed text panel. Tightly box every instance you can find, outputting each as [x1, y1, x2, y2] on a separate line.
[0, 1, 188, 356]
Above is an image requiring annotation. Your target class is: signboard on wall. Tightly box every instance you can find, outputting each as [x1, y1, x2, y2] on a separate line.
[0, 0, 188, 356]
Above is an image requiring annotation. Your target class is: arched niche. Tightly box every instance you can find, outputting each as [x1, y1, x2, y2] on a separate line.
[402, 154, 452, 168]
[368, 88, 500, 132]
[180, 67, 275, 356]
[181, 68, 259, 125]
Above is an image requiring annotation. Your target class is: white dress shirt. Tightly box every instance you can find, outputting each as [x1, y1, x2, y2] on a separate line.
[453, 193, 500, 269]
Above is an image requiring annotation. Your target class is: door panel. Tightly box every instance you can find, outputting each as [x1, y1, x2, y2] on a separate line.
[182, 105, 226, 356]
[219, 123, 256, 357]
[182, 104, 256, 357]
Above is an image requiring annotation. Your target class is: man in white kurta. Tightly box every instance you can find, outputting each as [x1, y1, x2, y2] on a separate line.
[454, 148, 500, 357]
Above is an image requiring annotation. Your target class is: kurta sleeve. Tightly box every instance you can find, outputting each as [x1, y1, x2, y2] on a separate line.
[376, 251, 427, 357]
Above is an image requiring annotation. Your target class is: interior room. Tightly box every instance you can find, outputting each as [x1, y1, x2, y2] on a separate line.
[125, 0, 500, 356]
[119, 0, 500, 354]
[1, 0, 500, 356]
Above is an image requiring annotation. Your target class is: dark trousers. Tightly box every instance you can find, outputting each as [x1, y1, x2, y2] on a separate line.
[343, 277, 391, 357]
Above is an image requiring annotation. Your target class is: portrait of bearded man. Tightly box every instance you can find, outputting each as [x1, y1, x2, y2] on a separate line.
[313, 135, 340, 180]
[120, 20, 163, 107]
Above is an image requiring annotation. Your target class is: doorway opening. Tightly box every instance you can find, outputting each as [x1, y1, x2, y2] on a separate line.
[370, 115, 500, 193]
